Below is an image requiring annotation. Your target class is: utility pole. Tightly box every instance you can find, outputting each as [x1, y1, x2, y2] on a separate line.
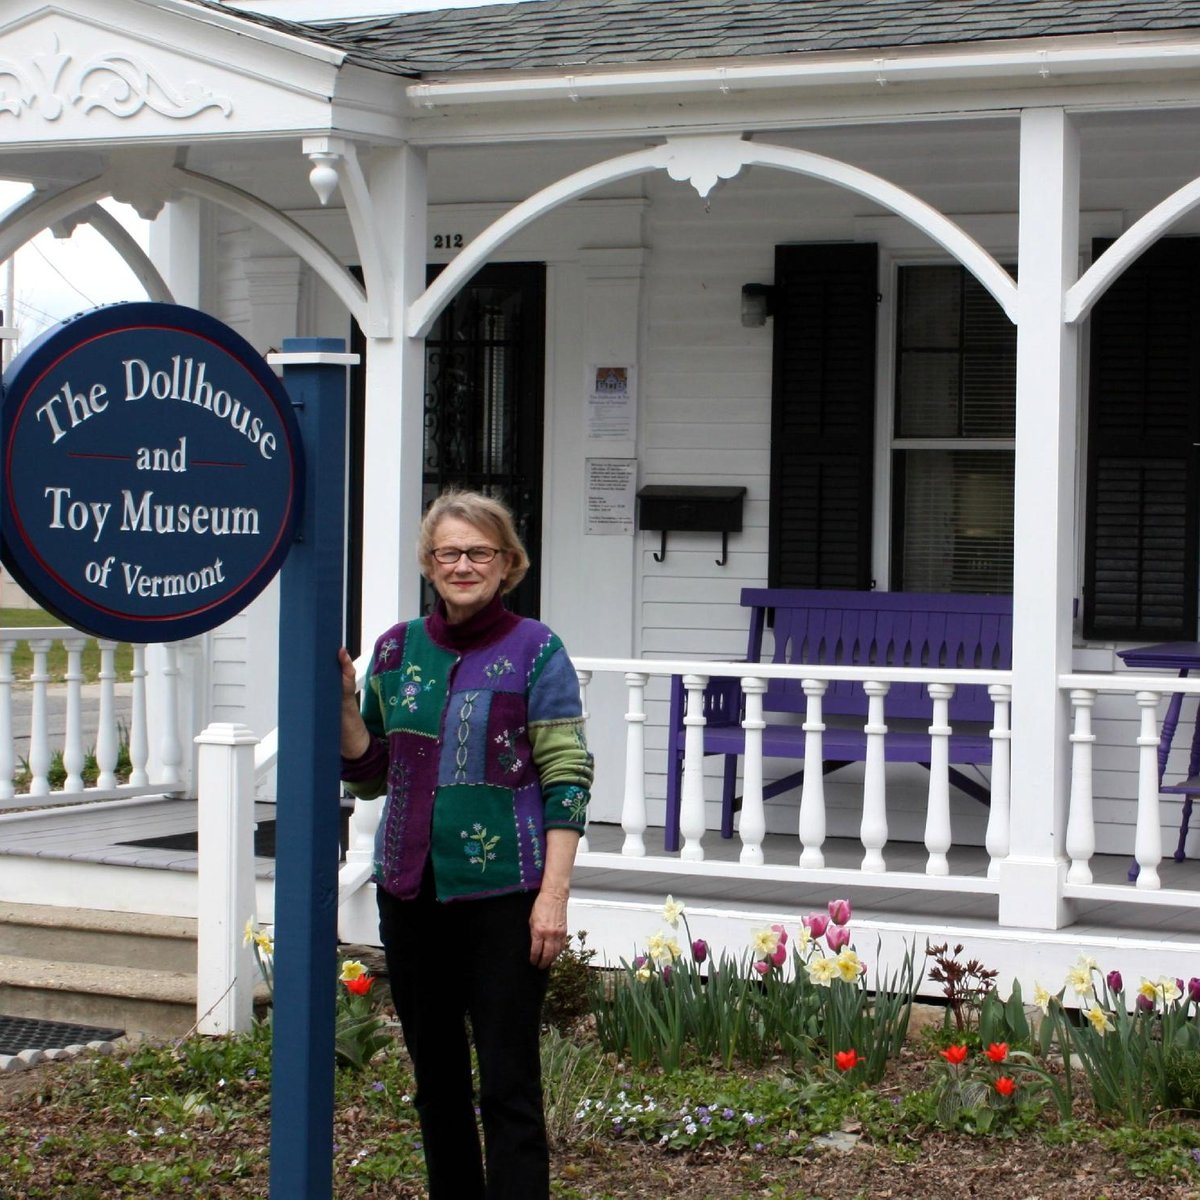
[1, 255, 16, 370]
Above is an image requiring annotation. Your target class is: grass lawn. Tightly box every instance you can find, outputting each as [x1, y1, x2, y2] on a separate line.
[0, 607, 134, 684]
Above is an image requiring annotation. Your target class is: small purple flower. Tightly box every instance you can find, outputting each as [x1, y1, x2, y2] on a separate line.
[692, 938, 708, 964]
[1106, 970, 1123, 994]
[371, 1081, 386, 1092]
[722, 1108, 735, 1120]
[827, 898, 852, 926]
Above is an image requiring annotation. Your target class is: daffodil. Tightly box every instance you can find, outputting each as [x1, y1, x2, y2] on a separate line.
[806, 955, 838, 987]
[1157, 976, 1183, 1004]
[647, 932, 680, 963]
[1085, 1003, 1114, 1034]
[835, 949, 860, 983]
[1033, 981, 1052, 1015]
[662, 895, 686, 928]
[340, 959, 368, 983]
[1064, 959, 1094, 999]
[635, 964, 653, 982]
[1137, 977, 1161, 1007]
[750, 928, 780, 959]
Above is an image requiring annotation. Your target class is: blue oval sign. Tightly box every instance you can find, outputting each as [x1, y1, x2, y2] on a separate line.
[1, 302, 303, 641]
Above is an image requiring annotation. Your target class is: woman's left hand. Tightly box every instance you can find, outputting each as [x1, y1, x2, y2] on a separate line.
[529, 887, 568, 969]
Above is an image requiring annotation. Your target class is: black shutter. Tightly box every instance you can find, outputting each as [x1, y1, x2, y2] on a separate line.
[1084, 238, 1200, 640]
[769, 243, 878, 589]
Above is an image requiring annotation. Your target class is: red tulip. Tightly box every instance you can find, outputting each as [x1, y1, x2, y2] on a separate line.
[343, 975, 374, 996]
[985, 1042, 1008, 1063]
[994, 1076, 1016, 1098]
[834, 1048, 859, 1071]
[939, 1044, 968, 1065]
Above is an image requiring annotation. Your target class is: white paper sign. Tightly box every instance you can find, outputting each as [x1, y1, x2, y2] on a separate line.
[585, 458, 637, 535]
[586, 363, 636, 441]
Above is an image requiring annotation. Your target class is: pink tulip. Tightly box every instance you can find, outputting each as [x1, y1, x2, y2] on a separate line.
[770, 942, 787, 967]
[753, 959, 770, 976]
[803, 913, 829, 939]
[826, 925, 852, 952]
[771, 923, 789, 946]
[827, 898, 852, 926]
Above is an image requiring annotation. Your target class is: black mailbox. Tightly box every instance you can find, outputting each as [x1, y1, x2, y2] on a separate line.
[636, 484, 746, 565]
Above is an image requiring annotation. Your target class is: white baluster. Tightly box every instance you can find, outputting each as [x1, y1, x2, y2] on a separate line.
[924, 682, 955, 876]
[95, 640, 118, 789]
[0, 637, 14, 802]
[985, 683, 1012, 880]
[739, 677, 767, 866]
[679, 673, 709, 862]
[576, 668, 591, 853]
[620, 672, 648, 856]
[62, 635, 85, 793]
[860, 680, 889, 873]
[129, 645, 149, 786]
[1064, 688, 1096, 885]
[1133, 690, 1163, 890]
[27, 638, 52, 796]
[159, 643, 184, 788]
[798, 679, 827, 868]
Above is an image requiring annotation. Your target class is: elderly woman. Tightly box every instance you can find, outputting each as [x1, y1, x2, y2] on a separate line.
[338, 489, 592, 1200]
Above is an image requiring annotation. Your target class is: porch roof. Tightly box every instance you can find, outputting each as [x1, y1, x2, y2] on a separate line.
[291, 0, 1200, 77]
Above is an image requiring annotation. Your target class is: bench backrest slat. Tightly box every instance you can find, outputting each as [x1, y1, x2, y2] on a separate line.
[742, 588, 1012, 721]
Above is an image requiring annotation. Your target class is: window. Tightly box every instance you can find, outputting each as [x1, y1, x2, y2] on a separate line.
[890, 264, 1015, 594]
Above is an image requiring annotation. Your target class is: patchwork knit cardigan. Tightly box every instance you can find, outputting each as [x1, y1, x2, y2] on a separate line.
[341, 594, 593, 902]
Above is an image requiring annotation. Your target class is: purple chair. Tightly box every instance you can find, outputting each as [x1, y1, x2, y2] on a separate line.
[664, 588, 1013, 851]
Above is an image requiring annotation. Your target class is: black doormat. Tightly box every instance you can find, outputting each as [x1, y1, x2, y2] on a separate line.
[0, 1015, 124, 1055]
[121, 821, 277, 858]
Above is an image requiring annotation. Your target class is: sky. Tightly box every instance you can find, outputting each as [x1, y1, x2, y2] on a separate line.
[0, 181, 151, 363]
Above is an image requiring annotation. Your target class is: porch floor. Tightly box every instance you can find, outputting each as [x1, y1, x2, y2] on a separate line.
[1, 798, 1197, 947]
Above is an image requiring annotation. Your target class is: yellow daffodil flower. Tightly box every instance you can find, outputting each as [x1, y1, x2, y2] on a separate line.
[835, 949, 860, 983]
[1033, 981, 1052, 1015]
[750, 928, 780, 958]
[1085, 1004, 1114, 1034]
[340, 959, 367, 983]
[662, 895, 686, 928]
[1064, 960, 1094, 999]
[806, 955, 838, 987]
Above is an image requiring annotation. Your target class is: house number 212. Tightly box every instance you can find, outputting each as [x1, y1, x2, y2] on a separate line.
[433, 233, 464, 249]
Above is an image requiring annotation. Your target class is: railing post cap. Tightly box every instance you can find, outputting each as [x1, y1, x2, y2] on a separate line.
[194, 722, 260, 747]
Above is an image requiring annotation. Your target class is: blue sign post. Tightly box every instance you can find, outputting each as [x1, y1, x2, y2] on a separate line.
[269, 337, 351, 1200]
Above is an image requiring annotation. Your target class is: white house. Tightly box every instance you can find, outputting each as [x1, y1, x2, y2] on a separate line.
[4, 0, 1200, 1008]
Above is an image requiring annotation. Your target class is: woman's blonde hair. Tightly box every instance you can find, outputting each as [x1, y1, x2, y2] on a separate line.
[417, 489, 530, 594]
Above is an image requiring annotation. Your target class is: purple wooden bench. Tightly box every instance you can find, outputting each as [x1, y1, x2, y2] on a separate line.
[664, 588, 1013, 851]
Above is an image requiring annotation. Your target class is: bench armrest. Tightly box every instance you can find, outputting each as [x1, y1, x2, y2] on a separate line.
[669, 671, 745, 731]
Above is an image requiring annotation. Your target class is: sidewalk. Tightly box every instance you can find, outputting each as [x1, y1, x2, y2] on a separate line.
[9, 682, 135, 759]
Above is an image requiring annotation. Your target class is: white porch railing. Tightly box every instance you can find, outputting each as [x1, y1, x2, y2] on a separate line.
[1062, 671, 1200, 902]
[0, 627, 183, 810]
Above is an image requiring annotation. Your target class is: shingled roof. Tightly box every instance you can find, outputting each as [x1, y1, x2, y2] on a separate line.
[289, 0, 1200, 78]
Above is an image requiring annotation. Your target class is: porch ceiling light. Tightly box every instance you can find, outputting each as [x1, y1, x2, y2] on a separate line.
[741, 282, 774, 327]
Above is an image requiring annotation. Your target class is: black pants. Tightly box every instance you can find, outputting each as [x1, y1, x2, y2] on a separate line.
[377, 872, 550, 1200]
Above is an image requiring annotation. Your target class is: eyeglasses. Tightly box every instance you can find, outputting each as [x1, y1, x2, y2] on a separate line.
[431, 545, 503, 565]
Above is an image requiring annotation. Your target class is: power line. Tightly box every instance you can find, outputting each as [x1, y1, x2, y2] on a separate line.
[28, 240, 98, 307]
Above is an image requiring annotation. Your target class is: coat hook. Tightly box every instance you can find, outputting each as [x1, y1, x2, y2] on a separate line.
[653, 530, 668, 563]
[716, 531, 729, 567]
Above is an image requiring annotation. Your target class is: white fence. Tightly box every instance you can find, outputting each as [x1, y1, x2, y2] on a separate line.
[0, 627, 183, 809]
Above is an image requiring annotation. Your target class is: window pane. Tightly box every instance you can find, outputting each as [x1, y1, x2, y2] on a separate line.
[895, 449, 1014, 593]
[897, 351, 960, 437]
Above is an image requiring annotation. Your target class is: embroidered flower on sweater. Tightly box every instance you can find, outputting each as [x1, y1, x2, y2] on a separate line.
[461, 823, 500, 871]
[493, 726, 526, 775]
[561, 785, 588, 824]
[378, 637, 401, 666]
[400, 663, 434, 713]
[485, 656, 515, 679]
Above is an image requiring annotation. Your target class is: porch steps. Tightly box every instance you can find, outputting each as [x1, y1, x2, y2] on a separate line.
[0, 902, 199, 1039]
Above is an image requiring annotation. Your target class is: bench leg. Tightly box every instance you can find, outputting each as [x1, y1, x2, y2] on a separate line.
[665, 748, 682, 852]
[720, 756, 738, 839]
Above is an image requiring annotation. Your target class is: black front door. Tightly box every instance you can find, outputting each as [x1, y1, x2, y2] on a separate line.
[422, 262, 546, 618]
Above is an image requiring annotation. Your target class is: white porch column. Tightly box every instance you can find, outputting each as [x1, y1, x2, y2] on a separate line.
[998, 107, 1080, 929]
[360, 145, 428, 643]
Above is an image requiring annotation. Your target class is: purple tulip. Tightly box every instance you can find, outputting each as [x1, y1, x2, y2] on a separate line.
[661, 965, 672, 983]
[826, 925, 852, 952]
[1188, 977, 1200, 1004]
[1178, 978, 1186, 995]
[1106, 970, 1123, 994]
[692, 938, 709, 964]
[633, 955, 647, 970]
[804, 913, 830, 939]
[1136, 992, 1155, 1013]
[827, 898, 852, 926]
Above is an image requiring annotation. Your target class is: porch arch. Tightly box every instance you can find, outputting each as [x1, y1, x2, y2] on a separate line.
[1065, 173, 1200, 324]
[406, 136, 1018, 338]
[0, 166, 369, 331]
